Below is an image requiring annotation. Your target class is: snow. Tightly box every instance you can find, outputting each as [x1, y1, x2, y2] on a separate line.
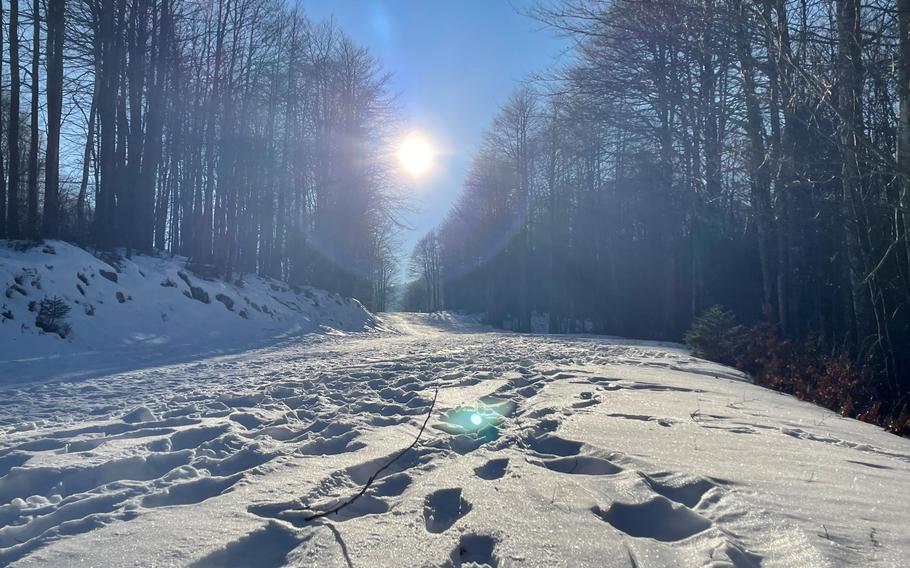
[0, 240, 378, 384]
[1, 312, 909, 566]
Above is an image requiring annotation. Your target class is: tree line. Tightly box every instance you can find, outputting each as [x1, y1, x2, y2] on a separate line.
[408, 0, 910, 408]
[0, 0, 403, 311]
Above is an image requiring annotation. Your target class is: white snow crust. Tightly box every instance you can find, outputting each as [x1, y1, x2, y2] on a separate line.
[1, 308, 909, 566]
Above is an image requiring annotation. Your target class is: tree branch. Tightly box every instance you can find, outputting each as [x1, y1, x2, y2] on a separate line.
[299, 388, 439, 523]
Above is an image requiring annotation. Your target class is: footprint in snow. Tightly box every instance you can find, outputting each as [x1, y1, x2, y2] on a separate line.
[474, 458, 509, 480]
[449, 533, 499, 568]
[641, 472, 719, 508]
[424, 487, 472, 533]
[529, 455, 622, 476]
[190, 521, 302, 568]
[371, 472, 413, 497]
[571, 394, 600, 410]
[591, 496, 711, 542]
[524, 433, 583, 457]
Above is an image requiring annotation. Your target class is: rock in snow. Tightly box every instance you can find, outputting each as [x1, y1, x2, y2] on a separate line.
[0, 310, 908, 566]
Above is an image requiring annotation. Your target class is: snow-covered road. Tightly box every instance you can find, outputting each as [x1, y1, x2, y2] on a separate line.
[1, 313, 908, 567]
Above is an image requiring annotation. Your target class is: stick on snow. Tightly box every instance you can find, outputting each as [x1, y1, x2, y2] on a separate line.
[300, 388, 439, 522]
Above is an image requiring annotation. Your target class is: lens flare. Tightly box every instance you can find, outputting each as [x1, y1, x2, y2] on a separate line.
[440, 399, 517, 445]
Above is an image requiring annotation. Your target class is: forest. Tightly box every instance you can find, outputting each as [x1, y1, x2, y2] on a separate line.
[2, 2, 910, 564]
[0, 0, 403, 312]
[406, 0, 910, 431]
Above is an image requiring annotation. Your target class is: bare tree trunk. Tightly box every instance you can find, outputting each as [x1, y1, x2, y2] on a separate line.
[735, 0, 775, 316]
[26, 0, 39, 239]
[43, 0, 64, 239]
[899, 0, 910, 277]
[836, 0, 874, 345]
[0, 2, 6, 238]
[135, 0, 167, 253]
[149, 0, 170, 251]
[7, 0, 21, 239]
[200, 0, 229, 261]
[125, 0, 148, 252]
[545, 108, 561, 333]
[766, 0, 808, 337]
[76, 97, 97, 238]
[94, 0, 118, 248]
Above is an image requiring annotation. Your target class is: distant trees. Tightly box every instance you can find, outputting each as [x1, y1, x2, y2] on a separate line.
[0, 0, 402, 311]
[409, 230, 442, 312]
[412, 0, 910, 408]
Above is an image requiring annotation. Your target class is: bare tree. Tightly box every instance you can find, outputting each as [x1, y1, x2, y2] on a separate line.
[7, 0, 21, 239]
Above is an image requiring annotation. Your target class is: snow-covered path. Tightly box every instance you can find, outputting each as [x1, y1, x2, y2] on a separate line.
[1, 313, 908, 567]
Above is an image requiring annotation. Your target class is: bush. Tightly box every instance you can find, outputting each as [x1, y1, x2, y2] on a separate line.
[727, 320, 910, 437]
[684, 305, 747, 367]
[36, 296, 71, 338]
[884, 407, 910, 438]
[735, 322, 864, 413]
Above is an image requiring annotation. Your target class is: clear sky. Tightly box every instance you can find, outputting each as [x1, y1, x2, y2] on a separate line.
[301, 0, 567, 276]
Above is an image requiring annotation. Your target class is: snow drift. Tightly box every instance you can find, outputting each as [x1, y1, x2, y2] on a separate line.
[0, 240, 377, 384]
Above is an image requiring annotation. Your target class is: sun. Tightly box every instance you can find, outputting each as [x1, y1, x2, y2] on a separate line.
[398, 135, 433, 176]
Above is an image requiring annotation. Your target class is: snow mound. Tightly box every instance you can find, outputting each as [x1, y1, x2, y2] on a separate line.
[0, 240, 377, 384]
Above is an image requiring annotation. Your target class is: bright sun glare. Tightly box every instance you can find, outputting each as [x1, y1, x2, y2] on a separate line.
[398, 135, 433, 176]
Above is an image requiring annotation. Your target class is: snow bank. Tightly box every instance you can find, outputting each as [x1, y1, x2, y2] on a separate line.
[0, 240, 377, 384]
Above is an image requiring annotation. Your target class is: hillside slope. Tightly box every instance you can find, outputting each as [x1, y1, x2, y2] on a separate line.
[0, 313, 907, 566]
[0, 240, 377, 384]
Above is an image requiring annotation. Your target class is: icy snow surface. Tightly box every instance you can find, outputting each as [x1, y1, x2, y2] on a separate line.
[1, 312, 909, 566]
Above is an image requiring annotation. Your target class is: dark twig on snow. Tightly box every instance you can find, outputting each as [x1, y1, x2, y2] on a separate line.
[300, 388, 439, 523]
[326, 524, 354, 568]
[626, 546, 640, 568]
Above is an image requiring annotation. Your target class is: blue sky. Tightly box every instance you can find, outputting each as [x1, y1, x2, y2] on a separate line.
[301, 0, 567, 275]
